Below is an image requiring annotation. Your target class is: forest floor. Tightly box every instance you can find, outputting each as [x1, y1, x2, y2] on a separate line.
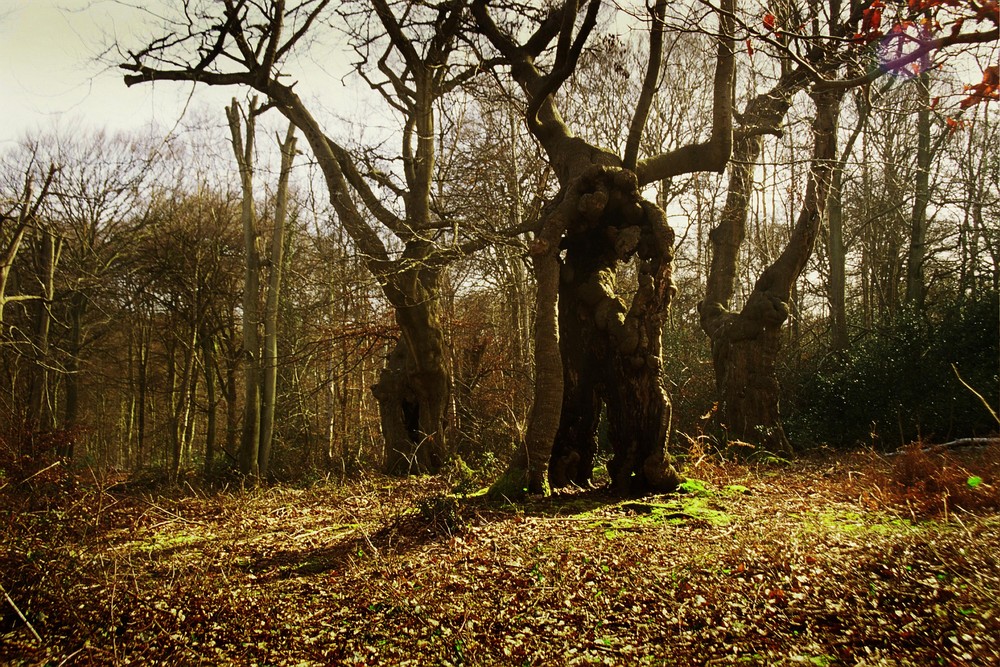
[2, 443, 1000, 666]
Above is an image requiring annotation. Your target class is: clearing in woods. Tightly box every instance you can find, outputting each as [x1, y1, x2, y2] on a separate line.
[2, 445, 999, 665]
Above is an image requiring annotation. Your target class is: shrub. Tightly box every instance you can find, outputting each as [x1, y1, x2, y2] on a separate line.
[787, 294, 999, 449]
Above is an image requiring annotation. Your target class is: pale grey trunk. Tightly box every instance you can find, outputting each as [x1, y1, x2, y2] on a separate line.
[827, 93, 871, 352]
[202, 331, 218, 477]
[905, 72, 932, 308]
[60, 291, 87, 458]
[169, 326, 197, 482]
[489, 226, 564, 498]
[227, 99, 262, 478]
[29, 229, 61, 426]
[136, 318, 150, 467]
[258, 123, 297, 478]
[827, 164, 849, 352]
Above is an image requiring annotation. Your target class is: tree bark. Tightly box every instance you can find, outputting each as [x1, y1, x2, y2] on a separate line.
[374, 241, 450, 475]
[168, 326, 197, 482]
[490, 165, 685, 496]
[489, 189, 570, 499]
[202, 331, 218, 478]
[227, 99, 262, 478]
[223, 330, 240, 461]
[136, 317, 150, 467]
[472, 0, 734, 495]
[258, 123, 297, 479]
[826, 89, 873, 352]
[827, 160, 849, 352]
[60, 291, 87, 458]
[701, 90, 842, 453]
[28, 229, 60, 426]
[549, 167, 682, 494]
[905, 71, 932, 309]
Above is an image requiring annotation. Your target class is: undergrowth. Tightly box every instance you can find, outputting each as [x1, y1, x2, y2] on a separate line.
[871, 443, 1000, 519]
[2, 438, 998, 665]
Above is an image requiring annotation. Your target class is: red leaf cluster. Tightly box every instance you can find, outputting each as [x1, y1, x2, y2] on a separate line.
[945, 116, 967, 134]
[852, 0, 888, 42]
[960, 65, 1000, 108]
[863, 0, 885, 34]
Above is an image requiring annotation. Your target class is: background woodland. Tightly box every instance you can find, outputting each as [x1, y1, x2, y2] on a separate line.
[0, 0, 997, 489]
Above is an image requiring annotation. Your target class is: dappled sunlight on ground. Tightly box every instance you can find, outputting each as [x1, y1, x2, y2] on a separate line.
[2, 446, 999, 665]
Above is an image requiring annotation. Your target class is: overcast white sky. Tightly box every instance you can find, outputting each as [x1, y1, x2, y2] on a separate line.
[2, 1, 175, 146]
[4, 1, 994, 154]
[0, 0, 363, 150]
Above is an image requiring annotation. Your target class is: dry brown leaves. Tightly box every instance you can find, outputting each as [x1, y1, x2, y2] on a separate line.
[2, 446, 999, 666]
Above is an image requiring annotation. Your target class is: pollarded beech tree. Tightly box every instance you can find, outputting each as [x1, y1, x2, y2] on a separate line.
[698, 0, 997, 452]
[120, 0, 521, 475]
[473, 0, 736, 495]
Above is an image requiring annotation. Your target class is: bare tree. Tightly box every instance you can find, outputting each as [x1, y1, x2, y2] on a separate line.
[224, 98, 299, 479]
[950, 104, 1000, 299]
[0, 156, 60, 428]
[121, 0, 519, 475]
[260, 122, 298, 478]
[698, 0, 997, 451]
[0, 160, 57, 333]
[23, 131, 162, 458]
[474, 0, 736, 495]
[227, 99, 264, 477]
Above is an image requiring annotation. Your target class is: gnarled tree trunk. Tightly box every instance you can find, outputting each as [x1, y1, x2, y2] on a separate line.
[472, 0, 735, 496]
[548, 167, 682, 494]
[701, 89, 842, 453]
[374, 241, 450, 475]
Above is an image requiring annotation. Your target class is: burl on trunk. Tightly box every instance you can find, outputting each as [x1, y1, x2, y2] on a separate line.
[549, 166, 682, 495]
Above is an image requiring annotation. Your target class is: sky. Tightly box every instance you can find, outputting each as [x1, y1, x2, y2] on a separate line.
[2, 1, 183, 146]
[4, 1, 994, 156]
[0, 0, 359, 150]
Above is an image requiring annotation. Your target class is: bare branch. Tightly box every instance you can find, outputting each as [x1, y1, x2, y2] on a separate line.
[371, 0, 423, 71]
[623, 0, 666, 171]
[815, 28, 1000, 91]
[524, 0, 601, 133]
[275, 0, 334, 62]
[636, 0, 735, 184]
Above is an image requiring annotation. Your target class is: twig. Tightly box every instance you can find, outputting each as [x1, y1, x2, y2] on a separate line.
[291, 524, 354, 542]
[951, 509, 974, 541]
[0, 582, 43, 645]
[886, 437, 998, 456]
[952, 363, 1000, 427]
[57, 647, 84, 666]
[873, 490, 995, 602]
[143, 500, 208, 529]
[0, 460, 61, 492]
